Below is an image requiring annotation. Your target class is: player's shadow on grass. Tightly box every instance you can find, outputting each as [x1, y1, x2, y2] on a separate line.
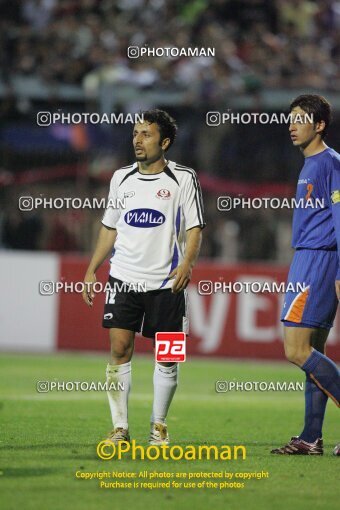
[63, 455, 100, 461]
[0, 442, 94, 451]
[1, 467, 60, 477]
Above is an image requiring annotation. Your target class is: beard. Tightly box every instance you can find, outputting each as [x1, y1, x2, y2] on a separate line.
[135, 151, 147, 161]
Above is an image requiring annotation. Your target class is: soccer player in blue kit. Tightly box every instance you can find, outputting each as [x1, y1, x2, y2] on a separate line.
[272, 95, 340, 455]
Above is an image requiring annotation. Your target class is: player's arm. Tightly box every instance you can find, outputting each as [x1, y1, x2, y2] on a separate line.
[333, 201, 340, 300]
[83, 225, 117, 307]
[83, 171, 120, 306]
[329, 159, 340, 299]
[170, 170, 206, 293]
[171, 226, 202, 293]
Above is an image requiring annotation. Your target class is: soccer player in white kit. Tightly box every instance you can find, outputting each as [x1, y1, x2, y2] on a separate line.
[83, 110, 205, 444]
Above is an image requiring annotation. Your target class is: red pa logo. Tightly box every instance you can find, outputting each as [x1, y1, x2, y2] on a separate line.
[155, 332, 186, 362]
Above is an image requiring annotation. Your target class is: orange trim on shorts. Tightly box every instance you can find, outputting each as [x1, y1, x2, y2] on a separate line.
[310, 373, 340, 408]
[284, 287, 309, 323]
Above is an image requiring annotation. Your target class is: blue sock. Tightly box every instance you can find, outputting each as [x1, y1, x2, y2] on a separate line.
[302, 350, 340, 407]
[299, 374, 328, 442]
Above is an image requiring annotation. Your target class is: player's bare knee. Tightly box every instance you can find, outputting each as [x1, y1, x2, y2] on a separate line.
[284, 342, 300, 364]
[284, 346, 297, 364]
[110, 340, 132, 361]
[284, 344, 310, 366]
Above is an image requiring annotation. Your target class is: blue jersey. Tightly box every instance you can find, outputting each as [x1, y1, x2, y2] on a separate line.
[292, 147, 340, 276]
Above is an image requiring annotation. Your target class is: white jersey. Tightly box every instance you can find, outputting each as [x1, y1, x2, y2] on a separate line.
[101, 160, 205, 291]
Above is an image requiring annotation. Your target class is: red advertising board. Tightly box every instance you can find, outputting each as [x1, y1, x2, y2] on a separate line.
[57, 258, 340, 361]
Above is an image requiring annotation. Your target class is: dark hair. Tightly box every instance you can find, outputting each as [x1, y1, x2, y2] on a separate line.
[139, 109, 177, 150]
[290, 94, 332, 139]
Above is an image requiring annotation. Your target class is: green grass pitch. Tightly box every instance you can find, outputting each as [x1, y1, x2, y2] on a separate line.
[0, 353, 338, 510]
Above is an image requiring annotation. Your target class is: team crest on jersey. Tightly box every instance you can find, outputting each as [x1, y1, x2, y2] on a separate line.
[124, 191, 135, 198]
[124, 208, 165, 228]
[156, 189, 171, 200]
[331, 190, 340, 204]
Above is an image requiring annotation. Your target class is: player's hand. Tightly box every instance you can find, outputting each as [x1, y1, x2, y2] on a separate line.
[169, 261, 192, 293]
[83, 271, 96, 307]
[335, 280, 340, 301]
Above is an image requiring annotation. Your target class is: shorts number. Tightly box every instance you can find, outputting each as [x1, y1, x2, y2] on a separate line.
[106, 289, 116, 304]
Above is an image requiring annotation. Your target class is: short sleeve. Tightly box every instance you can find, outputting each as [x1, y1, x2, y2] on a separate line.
[102, 172, 119, 228]
[329, 156, 340, 277]
[182, 171, 206, 230]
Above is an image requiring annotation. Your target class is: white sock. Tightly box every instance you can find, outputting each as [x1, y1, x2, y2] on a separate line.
[151, 363, 178, 424]
[106, 362, 131, 429]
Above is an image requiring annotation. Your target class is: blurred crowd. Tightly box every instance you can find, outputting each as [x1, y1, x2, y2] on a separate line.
[0, 0, 339, 95]
[0, 0, 339, 262]
[0, 180, 294, 263]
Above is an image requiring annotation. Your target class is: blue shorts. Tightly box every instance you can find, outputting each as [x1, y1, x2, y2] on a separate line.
[281, 249, 339, 329]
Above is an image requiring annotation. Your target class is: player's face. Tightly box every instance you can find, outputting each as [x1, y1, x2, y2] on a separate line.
[133, 122, 169, 163]
[289, 106, 322, 149]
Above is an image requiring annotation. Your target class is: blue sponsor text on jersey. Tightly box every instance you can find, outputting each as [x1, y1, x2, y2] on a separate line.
[124, 208, 166, 228]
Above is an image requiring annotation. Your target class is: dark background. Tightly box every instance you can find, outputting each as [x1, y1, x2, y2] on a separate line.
[1, 0, 339, 262]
